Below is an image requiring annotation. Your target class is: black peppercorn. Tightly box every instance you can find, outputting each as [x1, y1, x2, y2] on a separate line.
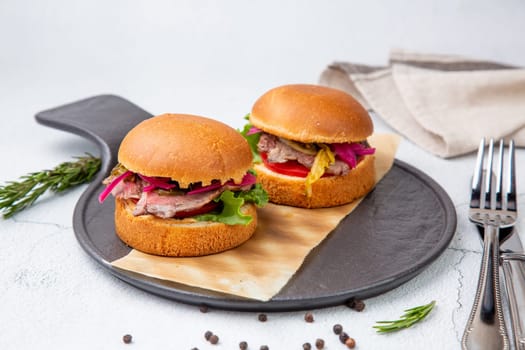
[204, 330, 213, 341]
[333, 324, 343, 335]
[239, 341, 248, 349]
[260, 345, 269, 350]
[339, 332, 349, 344]
[258, 313, 268, 322]
[303, 342, 312, 350]
[346, 298, 365, 312]
[209, 334, 219, 345]
[304, 312, 314, 323]
[355, 300, 365, 311]
[122, 334, 132, 344]
[345, 337, 356, 349]
[199, 304, 209, 313]
[315, 338, 325, 349]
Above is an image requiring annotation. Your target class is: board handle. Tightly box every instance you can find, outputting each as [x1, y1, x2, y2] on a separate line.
[35, 94, 152, 176]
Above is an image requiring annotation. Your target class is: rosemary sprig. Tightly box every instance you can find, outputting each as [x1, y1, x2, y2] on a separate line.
[373, 300, 436, 333]
[0, 154, 101, 218]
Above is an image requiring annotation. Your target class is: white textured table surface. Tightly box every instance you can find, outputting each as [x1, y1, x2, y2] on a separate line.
[1, 1, 525, 349]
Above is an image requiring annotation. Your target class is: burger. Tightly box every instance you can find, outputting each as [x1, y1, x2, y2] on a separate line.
[99, 113, 268, 257]
[241, 84, 376, 208]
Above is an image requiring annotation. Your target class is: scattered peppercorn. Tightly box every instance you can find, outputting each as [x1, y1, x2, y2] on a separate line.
[345, 337, 356, 349]
[315, 338, 325, 349]
[304, 312, 314, 323]
[303, 342, 312, 350]
[122, 334, 132, 344]
[209, 334, 219, 345]
[346, 298, 366, 312]
[204, 330, 213, 341]
[239, 341, 248, 349]
[260, 346, 269, 350]
[258, 313, 268, 322]
[339, 332, 349, 344]
[199, 304, 209, 313]
[333, 324, 343, 335]
[191, 348, 198, 350]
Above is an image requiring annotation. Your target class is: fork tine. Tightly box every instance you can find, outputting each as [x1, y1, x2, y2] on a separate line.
[471, 138, 485, 209]
[495, 139, 504, 210]
[484, 138, 494, 210]
[507, 139, 517, 212]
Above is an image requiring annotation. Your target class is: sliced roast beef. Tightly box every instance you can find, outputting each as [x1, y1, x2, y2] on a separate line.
[133, 188, 223, 218]
[326, 160, 349, 176]
[258, 133, 310, 164]
[257, 132, 278, 152]
[111, 179, 143, 199]
[257, 133, 350, 176]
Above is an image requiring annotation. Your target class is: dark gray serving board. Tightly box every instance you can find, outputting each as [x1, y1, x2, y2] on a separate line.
[35, 94, 457, 312]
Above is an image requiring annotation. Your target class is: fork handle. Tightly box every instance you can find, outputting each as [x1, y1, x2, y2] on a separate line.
[462, 224, 509, 350]
[501, 253, 525, 350]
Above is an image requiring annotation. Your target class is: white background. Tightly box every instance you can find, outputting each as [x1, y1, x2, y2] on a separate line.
[1, 1, 525, 349]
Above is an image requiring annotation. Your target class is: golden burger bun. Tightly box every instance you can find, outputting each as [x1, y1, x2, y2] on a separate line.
[115, 198, 258, 257]
[118, 113, 253, 188]
[250, 84, 373, 144]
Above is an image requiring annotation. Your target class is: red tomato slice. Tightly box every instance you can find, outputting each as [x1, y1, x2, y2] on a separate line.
[260, 152, 312, 178]
[174, 200, 220, 218]
[261, 152, 335, 178]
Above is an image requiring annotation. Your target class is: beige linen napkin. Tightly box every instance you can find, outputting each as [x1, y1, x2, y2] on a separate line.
[320, 49, 525, 158]
[111, 133, 400, 301]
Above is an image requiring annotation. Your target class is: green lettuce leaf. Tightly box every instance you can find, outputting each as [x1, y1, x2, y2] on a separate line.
[239, 114, 262, 163]
[238, 183, 268, 207]
[195, 184, 268, 225]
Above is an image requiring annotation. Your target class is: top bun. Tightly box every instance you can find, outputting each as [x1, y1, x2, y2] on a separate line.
[250, 84, 373, 143]
[118, 114, 253, 188]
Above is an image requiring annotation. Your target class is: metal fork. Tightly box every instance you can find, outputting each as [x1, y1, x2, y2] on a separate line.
[462, 138, 517, 350]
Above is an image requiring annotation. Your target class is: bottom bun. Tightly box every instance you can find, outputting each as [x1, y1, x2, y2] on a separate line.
[114, 198, 258, 257]
[254, 155, 375, 208]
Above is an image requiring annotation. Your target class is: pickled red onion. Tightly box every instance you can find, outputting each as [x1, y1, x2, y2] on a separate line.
[187, 172, 257, 195]
[98, 170, 132, 203]
[138, 174, 177, 190]
[332, 143, 375, 169]
[237, 172, 257, 186]
[142, 184, 156, 192]
[246, 126, 262, 135]
[186, 181, 223, 195]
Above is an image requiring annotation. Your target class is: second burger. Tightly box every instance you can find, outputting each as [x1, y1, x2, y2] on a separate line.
[242, 84, 376, 208]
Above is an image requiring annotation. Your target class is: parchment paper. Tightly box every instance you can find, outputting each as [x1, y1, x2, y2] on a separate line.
[111, 133, 400, 301]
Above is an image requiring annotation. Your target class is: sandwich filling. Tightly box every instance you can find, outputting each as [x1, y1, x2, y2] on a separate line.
[241, 118, 375, 196]
[99, 164, 268, 225]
